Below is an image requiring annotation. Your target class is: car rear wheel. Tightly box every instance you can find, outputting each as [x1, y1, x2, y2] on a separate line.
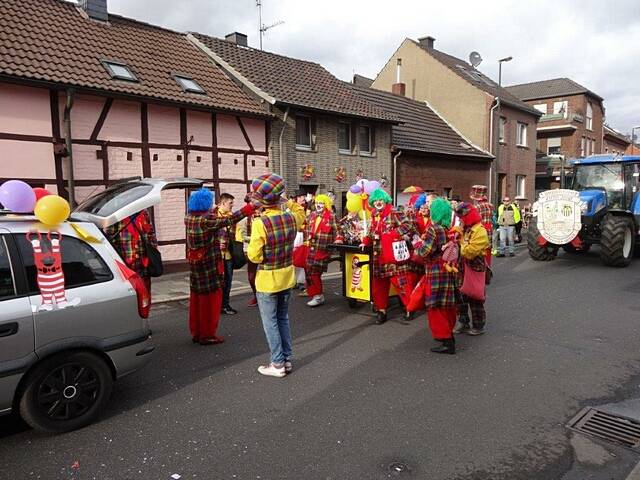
[600, 215, 635, 267]
[19, 351, 113, 433]
[527, 218, 558, 261]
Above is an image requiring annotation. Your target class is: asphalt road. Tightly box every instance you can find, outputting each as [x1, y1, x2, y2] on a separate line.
[2, 248, 640, 480]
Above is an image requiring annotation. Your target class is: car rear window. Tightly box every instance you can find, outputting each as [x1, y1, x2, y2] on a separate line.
[75, 183, 153, 217]
[0, 236, 16, 300]
[15, 234, 113, 294]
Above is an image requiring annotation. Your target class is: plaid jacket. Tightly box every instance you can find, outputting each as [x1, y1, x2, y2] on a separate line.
[475, 200, 495, 243]
[416, 223, 459, 309]
[185, 208, 247, 294]
[364, 205, 416, 279]
[304, 209, 337, 274]
[259, 210, 298, 271]
[105, 210, 157, 278]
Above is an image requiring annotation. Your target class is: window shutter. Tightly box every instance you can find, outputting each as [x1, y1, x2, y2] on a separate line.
[351, 121, 358, 154]
[371, 125, 376, 154]
[310, 116, 317, 149]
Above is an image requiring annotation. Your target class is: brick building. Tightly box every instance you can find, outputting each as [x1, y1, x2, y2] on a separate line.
[352, 83, 492, 203]
[372, 36, 541, 202]
[603, 125, 630, 156]
[0, 0, 269, 266]
[506, 78, 605, 192]
[188, 33, 397, 213]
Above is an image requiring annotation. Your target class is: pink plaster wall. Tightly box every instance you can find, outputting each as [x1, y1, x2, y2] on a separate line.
[186, 151, 213, 180]
[216, 114, 249, 150]
[98, 100, 141, 142]
[0, 83, 52, 136]
[187, 110, 212, 146]
[247, 154, 269, 181]
[218, 182, 248, 202]
[44, 183, 58, 195]
[108, 147, 143, 179]
[150, 148, 184, 177]
[58, 93, 105, 140]
[218, 152, 245, 180]
[242, 117, 266, 152]
[0, 139, 55, 178]
[148, 104, 180, 145]
[158, 244, 185, 262]
[72, 144, 103, 180]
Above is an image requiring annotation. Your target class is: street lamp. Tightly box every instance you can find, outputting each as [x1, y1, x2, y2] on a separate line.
[631, 126, 640, 155]
[493, 56, 513, 205]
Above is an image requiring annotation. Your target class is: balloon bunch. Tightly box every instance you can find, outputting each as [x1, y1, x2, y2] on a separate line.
[345, 179, 381, 215]
[0, 180, 70, 226]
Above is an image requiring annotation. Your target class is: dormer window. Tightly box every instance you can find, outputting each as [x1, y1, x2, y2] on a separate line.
[101, 60, 138, 82]
[173, 75, 205, 94]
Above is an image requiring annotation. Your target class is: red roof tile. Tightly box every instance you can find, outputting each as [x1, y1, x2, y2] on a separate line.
[0, 0, 266, 116]
[192, 33, 397, 123]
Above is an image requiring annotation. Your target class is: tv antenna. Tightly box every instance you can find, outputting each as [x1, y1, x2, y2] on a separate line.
[256, 1, 284, 50]
[469, 51, 483, 68]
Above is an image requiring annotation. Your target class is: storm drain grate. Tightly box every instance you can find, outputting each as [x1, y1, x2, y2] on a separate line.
[568, 407, 640, 450]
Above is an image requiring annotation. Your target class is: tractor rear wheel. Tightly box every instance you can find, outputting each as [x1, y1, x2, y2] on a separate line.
[527, 218, 558, 261]
[600, 215, 635, 267]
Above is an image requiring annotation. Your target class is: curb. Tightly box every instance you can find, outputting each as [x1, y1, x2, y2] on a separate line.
[153, 271, 342, 305]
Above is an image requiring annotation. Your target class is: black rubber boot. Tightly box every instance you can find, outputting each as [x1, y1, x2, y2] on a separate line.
[375, 311, 388, 325]
[430, 337, 455, 354]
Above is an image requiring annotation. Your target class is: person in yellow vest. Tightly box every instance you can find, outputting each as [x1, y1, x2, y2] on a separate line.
[496, 196, 521, 257]
[248, 174, 305, 378]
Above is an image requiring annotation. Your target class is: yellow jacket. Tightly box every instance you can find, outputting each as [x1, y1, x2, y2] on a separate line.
[460, 223, 489, 260]
[247, 200, 305, 293]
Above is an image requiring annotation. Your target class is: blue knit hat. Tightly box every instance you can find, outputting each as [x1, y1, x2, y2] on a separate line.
[188, 188, 213, 213]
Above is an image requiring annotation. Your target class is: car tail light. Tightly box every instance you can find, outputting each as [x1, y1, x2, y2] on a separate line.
[115, 261, 151, 318]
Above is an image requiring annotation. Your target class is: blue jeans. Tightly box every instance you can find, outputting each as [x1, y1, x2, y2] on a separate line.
[256, 289, 292, 365]
[222, 259, 234, 308]
[498, 226, 515, 255]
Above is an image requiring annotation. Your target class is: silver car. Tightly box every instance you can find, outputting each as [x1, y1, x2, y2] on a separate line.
[0, 178, 202, 433]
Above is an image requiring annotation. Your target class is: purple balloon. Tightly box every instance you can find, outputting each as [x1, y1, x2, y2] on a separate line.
[0, 180, 37, 213]
[349, 184, 361, 194]
[364, 180, 381, 194]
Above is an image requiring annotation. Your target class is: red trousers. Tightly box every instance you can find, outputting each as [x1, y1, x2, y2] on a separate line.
[188, 290, 223, 340]
[247, 261, 257, 295]
[371, 272, 415, 311]
[427, 308, 457, 339]
[142, 277, 152, 304]
[306, 272, 323, 297]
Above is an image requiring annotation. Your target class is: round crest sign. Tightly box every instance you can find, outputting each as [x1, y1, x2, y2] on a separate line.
[535, 189, 582, 245]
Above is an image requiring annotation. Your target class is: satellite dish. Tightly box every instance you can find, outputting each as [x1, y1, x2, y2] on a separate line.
[469, 51, 482, 68]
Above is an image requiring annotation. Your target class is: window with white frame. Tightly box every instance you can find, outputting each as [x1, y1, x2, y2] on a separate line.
[516, 122, 527, 146]
[499, 117, 506, 143]
[533, 104, 547, 115]
[547, 137, 561, 155]
[101, 60, 138, 82]
[581, 136, 586, 156]
[359, 125, 372, 154]
[296, 115, 312, 149]
[553, 101, 568, 118]
[586, 102, 593, 131]
[337, 122, 351, 153]
[516, 175, 526, 198]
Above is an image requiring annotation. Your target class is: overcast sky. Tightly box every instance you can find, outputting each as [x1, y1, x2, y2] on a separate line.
[108, 0, 640, 136]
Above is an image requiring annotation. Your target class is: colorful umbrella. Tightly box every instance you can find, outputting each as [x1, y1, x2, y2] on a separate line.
[402, 186, 424, 193]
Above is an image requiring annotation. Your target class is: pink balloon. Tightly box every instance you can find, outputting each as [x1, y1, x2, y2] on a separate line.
[0, 180, 37, 213]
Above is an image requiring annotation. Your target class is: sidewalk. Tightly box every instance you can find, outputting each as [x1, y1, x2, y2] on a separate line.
[152, 260, 342, 304]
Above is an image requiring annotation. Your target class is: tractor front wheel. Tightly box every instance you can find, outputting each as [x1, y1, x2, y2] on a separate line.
[527, 218, 558, 261]
[600, 215, 635, 267]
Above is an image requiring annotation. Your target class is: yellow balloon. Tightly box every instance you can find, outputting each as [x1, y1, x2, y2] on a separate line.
[346, 191, 356, 200]
[34, 195, 70, 226]
[346, 195, 362, 213]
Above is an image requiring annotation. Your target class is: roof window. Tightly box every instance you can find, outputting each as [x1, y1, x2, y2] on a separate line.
[173, 75, 205, 94]
[101, 60, 138, 82]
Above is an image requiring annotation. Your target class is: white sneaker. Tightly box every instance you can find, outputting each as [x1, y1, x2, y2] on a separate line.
[306, 295, 325, 307]
[258, 363, 286, 378]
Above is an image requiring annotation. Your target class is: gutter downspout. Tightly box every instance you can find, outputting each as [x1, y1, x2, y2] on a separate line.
[63, 88, 76, 207]
[392, 149, 402, 206]
[488, 97, 500, 204]
[278, 107, 290, 180]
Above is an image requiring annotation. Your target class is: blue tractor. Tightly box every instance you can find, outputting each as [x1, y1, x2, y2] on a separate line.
[528, 154, 640, 267]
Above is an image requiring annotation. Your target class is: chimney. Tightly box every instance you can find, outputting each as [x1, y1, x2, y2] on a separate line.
[225, 32, 248, 47]
[78, 0, 108, 22]
[391, 58, 406, 96]
[418, 35, 435, 49]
